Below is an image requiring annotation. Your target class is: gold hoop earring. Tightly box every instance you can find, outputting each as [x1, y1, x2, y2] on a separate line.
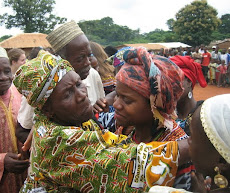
[214, 166, 228, 188]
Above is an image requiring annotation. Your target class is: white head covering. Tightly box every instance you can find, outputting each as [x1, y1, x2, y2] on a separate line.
[46, 20, 84, 53]
[200, 94, 230, 164]
[0, 47, 9, 59]
[148, 185, 191, 193]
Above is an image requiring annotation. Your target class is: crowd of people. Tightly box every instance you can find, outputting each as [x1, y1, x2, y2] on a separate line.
[154, 45, 230, 88]
[0, 20, 229, 193]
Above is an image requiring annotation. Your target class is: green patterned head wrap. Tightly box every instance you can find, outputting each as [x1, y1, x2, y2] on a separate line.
[13, 50, 73, 110]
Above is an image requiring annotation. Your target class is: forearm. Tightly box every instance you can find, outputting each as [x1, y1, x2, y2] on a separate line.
[30, 121, 180, 191]
[178, 138, 190, 165]
[16, 122, 31, 143]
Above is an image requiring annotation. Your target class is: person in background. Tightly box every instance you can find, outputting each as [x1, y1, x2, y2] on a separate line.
[192, 46, 202, 64]
[89, 52, 99, 71]
[8, 48, 26, 75]
[227, 47, 230, 65]
[170, 55, 207, 191]
[170, 55, 207, 135]
[208, 59, 218, 85]
[27, 47, 43, 60]
[201, 47, 211, 82]
[211, 46, 221, 62]
[199, 44, 205, 54]
[90, 41, 116, 95]
[217, 60, 227, 87]
[104, 45, 117, 57]
[16, 20, 105, 143]
[0, 47, 29, 193]
[220, 49, 227, 65]
[226, 48, 230, 83]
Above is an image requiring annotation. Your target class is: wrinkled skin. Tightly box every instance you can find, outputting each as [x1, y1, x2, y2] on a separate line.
[65, 35, 93, 80]
[42, 71, 93, 126]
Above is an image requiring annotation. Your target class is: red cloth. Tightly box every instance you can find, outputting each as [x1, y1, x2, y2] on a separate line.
[170, 55, 207, 88]
[202, 52, 211, 66]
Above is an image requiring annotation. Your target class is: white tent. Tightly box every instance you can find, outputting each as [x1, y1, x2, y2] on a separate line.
[148, 42, 191, 49]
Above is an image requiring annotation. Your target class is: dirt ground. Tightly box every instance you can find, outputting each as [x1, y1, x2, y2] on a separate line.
[193, 84, 230, 101]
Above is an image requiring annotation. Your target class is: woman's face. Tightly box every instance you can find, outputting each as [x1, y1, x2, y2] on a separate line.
[12, 54, 26, 74]
[113, 81, 153, 128]
[189, 106, 220, 177]
[90, 55, 99, 71]
[0, 57, 13, 95]
[45, 71, 93, 126]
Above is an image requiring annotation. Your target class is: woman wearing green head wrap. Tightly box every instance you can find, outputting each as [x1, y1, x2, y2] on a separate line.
[14, 50, 189, 192]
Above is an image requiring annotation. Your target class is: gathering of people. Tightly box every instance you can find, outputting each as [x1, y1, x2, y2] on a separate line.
[155, 45, 230, 88]
[0, 20, 230, 193]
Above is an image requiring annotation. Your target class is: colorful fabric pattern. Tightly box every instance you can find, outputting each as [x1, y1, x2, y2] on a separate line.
[101, 75, 116, 95]
[106, 47, 133, 67]
[116, 47, 184, 130]
[13, 50, 73, 110]
[208, 63, 217, 80]
[20, 111, 179, 193]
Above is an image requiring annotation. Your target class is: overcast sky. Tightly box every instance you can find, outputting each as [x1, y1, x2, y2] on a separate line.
[0, 0, 229, 37]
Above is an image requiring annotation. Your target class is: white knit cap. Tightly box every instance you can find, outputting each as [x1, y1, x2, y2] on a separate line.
[0, 47, 8, 59]
[46, 20, 84, 53]
[200, 94, 230, 164]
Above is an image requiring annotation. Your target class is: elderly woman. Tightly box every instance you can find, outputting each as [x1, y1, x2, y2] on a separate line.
[15, 50, 189, 192]
[0, 47, 29, 192]
[149, 94, 230, 193]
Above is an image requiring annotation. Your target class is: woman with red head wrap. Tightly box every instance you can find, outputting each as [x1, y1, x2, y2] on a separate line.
[169, 55, 207, 191]
[170, 55, 207, 136]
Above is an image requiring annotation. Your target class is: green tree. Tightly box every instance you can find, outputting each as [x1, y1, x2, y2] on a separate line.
[0, 0, 67, 33]
[144, 29, 178, 43]
[78, 17, 140, 45]
[166, 18, 175, 31]
[218, 14, 230, 34]
[0, 35, 12, 42]
[173, 0, 221, 46]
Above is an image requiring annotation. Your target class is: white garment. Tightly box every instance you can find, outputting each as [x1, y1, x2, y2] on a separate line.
[221, 53, 228, 65]
[198, 49, 204, 54]
[17, 68, 105, 129]
[17, 96, 35, 129]
[148, 186, 191, 193]
[200, 94, 230, 164]
[82, 67, 105, 105]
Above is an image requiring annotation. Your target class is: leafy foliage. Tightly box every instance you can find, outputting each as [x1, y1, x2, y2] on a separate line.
[78, 17, 141, 45]
[0, 35, 12, 42]
[173, 0, 221, 46]
[0, 0, 67, 33]
[79, 17, 179, 46]
[218, 14, 230, 34]
[166, 18, 175, 31]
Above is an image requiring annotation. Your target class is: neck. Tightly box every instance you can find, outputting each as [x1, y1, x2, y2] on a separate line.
[177, 96, 197, 120]
[135, 120, 155, 143]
